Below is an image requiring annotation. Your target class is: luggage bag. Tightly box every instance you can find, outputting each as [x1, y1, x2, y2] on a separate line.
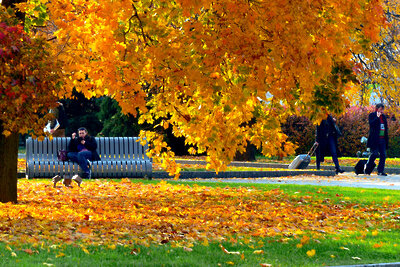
[288, 143, 318, 169]
[354, 159, 376, 175]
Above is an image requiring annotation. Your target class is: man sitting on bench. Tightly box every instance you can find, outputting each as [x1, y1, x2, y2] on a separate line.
[68, 127, 101, 180]
[53, 127, 100, 187]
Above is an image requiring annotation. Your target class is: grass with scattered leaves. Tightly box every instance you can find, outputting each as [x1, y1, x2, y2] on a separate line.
[1, 179, 400, 266]
[2, 230, 400, 267]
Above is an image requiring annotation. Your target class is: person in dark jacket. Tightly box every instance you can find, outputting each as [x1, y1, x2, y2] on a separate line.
[315, 114, 344, 174]
[67, 127, 100, 180]
[365, 103, 389, 176]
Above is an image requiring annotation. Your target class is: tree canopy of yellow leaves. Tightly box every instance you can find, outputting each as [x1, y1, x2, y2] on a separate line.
[0, 179, 399, 248]
[17, 0, 386, 173]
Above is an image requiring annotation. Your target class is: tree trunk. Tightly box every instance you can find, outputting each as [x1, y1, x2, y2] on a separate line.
[0, 122, 19, 203]
[234, 141, 256, 162]
[1, 0, 27, 204]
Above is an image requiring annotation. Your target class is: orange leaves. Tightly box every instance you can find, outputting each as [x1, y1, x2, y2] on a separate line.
[79, 227, 92, 235]
[0, 179, 398, 249]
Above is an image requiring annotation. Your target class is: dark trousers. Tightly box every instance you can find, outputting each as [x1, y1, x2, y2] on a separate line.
[316, 135, 340, 170]
[366, 139, 386, 173]
[67, 151, 92, 178]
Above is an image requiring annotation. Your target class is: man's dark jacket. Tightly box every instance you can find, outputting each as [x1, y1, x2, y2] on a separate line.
[68, 135, 101, 161]
[367, 112, 389, 150]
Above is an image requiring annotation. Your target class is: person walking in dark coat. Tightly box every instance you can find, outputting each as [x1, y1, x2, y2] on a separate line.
[365, 103, 389, 176]
[315, 114, 344, 174]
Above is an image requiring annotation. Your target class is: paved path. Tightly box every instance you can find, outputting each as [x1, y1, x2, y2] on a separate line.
[191, 172, 400, 190]
[20, 153, 400, 190]
[174, 159, 400, 190]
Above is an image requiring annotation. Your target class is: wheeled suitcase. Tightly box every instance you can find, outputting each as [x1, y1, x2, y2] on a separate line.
[354, 159, 376, 175]
[288, 143, 318, 169]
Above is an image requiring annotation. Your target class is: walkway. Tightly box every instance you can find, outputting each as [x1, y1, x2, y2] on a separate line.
[169, 159, 400, 190]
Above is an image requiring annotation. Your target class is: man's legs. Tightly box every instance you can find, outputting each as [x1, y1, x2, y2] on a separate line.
[328, 136, 344, 174]
[67, 152, 79, 163]
[377, 139, 386, 174]
[77, 151, 92, 178]
[328, 136, 341, 171]
[315, 145, 322, 170]
[365, 147, 379, 174]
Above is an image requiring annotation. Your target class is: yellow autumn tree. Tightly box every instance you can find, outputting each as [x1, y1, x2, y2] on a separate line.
[352, 0, 400, 108]
[14, 0, 385, 177]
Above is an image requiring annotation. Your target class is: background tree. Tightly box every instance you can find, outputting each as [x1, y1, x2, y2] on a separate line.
[63, 90, 102, 137]
[0, 4, 63, 203]
[352, 0, 400, 107]
[97, 96, 140, 137]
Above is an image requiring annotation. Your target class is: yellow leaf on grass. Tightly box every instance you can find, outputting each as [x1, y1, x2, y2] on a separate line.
[253, 250, 264, 254]
[306, 249, 315, 257]
[82, 247, 90, 254]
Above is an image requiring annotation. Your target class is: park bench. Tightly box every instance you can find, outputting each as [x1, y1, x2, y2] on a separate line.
[25, 137, 152, 178]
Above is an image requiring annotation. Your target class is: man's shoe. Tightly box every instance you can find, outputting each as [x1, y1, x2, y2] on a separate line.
[72, 175, 82, 187]
[52, 175, 62, 188]
[335, 168, 345, 174]
[378, 172, 388, 176]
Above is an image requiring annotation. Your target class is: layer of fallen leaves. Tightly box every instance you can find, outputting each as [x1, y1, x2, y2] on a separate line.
[17, 159, 25, 172]
[1, 179, 400, 248]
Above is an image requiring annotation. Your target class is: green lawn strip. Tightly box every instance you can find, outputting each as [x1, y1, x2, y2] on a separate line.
[154, 179, 400, 205]
[178, 166, 290, 172]
[2, 230, 400, 267]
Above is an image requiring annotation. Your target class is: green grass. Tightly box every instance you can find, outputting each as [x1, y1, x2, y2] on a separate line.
[178, 166, 289, 172]
[18, 146, 26, 154]
[139, 179, 400, 205]
[2, 230, 400, 266]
